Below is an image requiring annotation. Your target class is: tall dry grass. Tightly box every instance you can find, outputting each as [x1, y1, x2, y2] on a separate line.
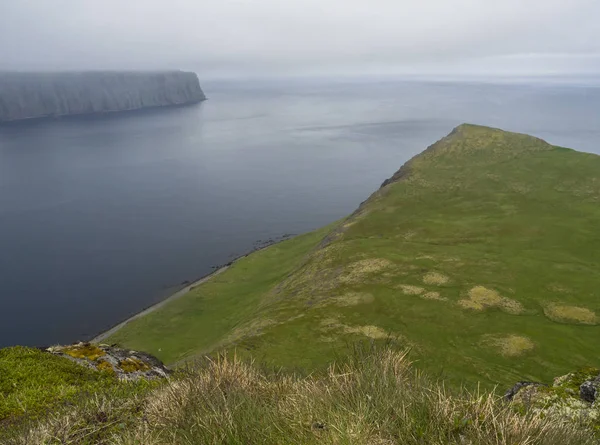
[6, 346, 598, 445]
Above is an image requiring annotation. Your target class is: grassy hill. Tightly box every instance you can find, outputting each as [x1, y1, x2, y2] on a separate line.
[108, 124, 600, 388]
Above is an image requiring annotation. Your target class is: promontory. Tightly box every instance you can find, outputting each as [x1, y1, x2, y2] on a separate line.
[0, 71, 206, 121]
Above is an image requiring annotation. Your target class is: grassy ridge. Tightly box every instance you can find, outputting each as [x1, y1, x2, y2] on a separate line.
[108, 124, 600, 388]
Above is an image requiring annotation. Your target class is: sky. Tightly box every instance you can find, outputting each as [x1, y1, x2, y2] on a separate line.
[0, 0, 599, 78]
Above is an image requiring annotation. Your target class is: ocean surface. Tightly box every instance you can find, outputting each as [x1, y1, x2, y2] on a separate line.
[1, 78, 599, 348]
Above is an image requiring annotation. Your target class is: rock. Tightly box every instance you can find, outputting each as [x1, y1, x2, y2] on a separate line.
[504, 381, 546, 401]
[46, 342, 170, 381]
[580, 374, 600, 404]
[507, 368, 600, 427]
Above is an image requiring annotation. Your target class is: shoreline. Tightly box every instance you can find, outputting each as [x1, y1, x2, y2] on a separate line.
[91, 236, 294, 343]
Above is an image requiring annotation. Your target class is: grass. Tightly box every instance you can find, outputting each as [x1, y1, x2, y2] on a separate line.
[106, 224, 336, 365]
[0, 347, 157, 437]
[107, 124, 600, 389]
[0, 347, 114, 424]
[5, 346, 598, 445]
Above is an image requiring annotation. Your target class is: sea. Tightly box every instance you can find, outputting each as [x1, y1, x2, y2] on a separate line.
[1, 77, 599, 347]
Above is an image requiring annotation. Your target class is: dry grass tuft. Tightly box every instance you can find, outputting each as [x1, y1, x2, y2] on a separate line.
[423, 272, 450, 285]
[544, 304, 598, 325]
[459, 286, 524, 314]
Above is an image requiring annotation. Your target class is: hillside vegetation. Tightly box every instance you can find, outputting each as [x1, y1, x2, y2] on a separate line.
[2, 124, 600, 443]
[3, 347, 598, 445]
[108, 124, 600, 388]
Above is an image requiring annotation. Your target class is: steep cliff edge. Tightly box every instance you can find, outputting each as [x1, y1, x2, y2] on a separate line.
[0, 71, 206, 121]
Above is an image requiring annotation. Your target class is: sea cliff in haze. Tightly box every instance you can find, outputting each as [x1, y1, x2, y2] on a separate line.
[0, 71, 206, 121]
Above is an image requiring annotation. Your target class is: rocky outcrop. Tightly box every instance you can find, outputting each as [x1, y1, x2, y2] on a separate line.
[46, 342, 170, 381]
[0, 71, 206, 121]
[506, 368, 600, 426]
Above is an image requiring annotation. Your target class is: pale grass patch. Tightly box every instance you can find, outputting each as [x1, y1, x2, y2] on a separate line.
[339, 258, 393, 284]
[343, 325, 388, 339]
[416, 254, 435, 260]
[483, 334, 535, 357]
[421, 291, 448, 302]
[547, 283, 572, 294]
[402, 230, 417, 240]
[320, 317, 389, 340]
[423, 272, 450, 285]
[544, 304, 598, 325]
[458, 286, 524, 314]
[222, 318, 278, 345]
[328, 292, 374, 307]
[398, 284, 425, 295]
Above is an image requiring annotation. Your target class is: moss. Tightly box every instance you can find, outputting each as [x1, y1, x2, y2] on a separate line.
[96, 360, 115, 374]
[62, 344, 106, 361]
[0, 346, 117, 423]
[554, 368, 600, 392]
[119, 358, 151, 374]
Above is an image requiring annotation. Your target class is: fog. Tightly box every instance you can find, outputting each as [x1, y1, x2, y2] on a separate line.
[1, 0, 599, 77]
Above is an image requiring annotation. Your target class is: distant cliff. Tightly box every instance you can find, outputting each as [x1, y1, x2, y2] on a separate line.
[0, 71, 206, 121]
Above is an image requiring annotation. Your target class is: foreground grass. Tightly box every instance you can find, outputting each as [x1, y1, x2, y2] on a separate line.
[109, 124, 600, 389]
[0, 347, 156, 436]
[6, 347, 598, 445]
[0, 347, 116, 423]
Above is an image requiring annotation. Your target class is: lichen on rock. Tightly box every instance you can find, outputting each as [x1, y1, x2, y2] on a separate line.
[46, 342, 170, 381]
[505, 368, 600, 427]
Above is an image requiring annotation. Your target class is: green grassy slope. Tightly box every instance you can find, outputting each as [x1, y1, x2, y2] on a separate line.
[0, 347, 115, 422]
[108, 124, 600, 388]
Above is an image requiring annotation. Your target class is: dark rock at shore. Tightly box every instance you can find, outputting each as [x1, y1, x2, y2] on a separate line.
[47, 342, 170, 381]
[0, 71, 206, 122]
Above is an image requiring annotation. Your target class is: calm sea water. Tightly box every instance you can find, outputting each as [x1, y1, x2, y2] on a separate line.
[1, 78, 599, 348]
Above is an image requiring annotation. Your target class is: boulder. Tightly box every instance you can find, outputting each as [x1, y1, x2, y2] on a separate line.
[507, 368, 600, 427]
[46, 342, 170, 381]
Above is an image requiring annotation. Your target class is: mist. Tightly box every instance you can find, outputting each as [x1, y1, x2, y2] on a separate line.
[1, 0, 599, 78]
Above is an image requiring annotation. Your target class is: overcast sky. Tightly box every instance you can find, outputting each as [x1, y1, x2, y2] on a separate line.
[1, 0, 598, 78]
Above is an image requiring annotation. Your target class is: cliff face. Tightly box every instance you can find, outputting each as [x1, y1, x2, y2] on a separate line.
[0, 71, 206, 121]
